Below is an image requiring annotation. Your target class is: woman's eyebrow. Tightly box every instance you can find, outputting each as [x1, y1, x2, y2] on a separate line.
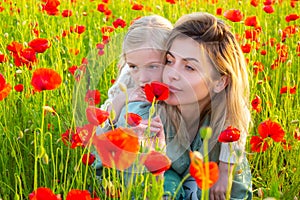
[167, 51, 199, 63]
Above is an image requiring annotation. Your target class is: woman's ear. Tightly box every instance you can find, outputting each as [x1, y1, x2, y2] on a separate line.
[213, 75, 230, 93]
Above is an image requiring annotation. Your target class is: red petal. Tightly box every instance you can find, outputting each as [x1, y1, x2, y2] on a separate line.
[223, 9, 243, 22]
[86, 106, 109, 125]
[125, 113, 142, 126]
[141, 151, 171, 176]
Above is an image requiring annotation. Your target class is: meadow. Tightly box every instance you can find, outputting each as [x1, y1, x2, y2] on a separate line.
[0, 0, 299, 199]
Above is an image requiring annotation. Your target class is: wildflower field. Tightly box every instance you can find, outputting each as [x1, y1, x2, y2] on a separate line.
[0, 0, 299, 199]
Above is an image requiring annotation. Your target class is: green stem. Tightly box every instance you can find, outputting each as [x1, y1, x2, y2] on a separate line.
[202, 137, 209, 200]
[172, 173, 190, 200]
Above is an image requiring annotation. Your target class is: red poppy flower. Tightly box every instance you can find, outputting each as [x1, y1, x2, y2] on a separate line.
[62, 9, 72, 17]
[97, 3, 107, 12]
[0, 73, 12, 101]
[93, 127, 140, 170]
[166, 0, 176, 4]
[280, 86, 296, 94]
[74, 25, 86, 34]
[285, 14, 299, 22]
[62, 128, 83, 148]
[250, 0, 259, 7]
[218, 126, 241, 143]
[66, 189, 92, 200]
[144, 81, 169, 103]
[294, 128, 300, 141]
[223, 9, 243, 22]
[251, 95, 262, 113]
[86, 106, 109, 125]
[14, 84, 24, 92]
[132, 3, 143, 10]
[82, 153, 96, 165]
[96, 43, 105, 50]
[0, 53, 8, 63]
[141, 151, 171, 176]
[245, 29, 259, 42]
[7, 41, 23, 54]
[31, 68, 62, 92]
[250, 136, 269, 152]
[28, 38, 50, 53]
[258, 119, 285, 142]
[124, 113, 142, 127]
[276, 43, 288, 62]
[216, 8, 222, 15]
[102, 35, 110, 44]
[189, 151, 219, 189]
[42, 0, 60, 16]
[85, 90, 101, 105]
[76, 123, 96, 147]
[101, 26, 114, 34]
[29, 187, 58, 200]
[270, 59, 280, 70]
[263, 5, 275, 14]
[113, 18, 126, 28]
[241, 43, 252, 53]
[290, 0, 297, 8]
[263, 0, 274, 5]
[245, 16, 258, 27]
[253, 61, 264, 76]
[281, 139, 292, 151]
[260, 50, 267, 55]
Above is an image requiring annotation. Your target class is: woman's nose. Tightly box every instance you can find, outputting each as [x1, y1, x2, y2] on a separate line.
[166, 66, 180, 81]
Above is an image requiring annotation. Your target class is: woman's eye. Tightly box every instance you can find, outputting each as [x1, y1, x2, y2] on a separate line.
[166, 59, 173, 65]
[185, 65, 195, 71]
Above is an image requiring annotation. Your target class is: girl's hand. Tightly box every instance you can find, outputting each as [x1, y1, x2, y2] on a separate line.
[131, 115, 166, 151]
[127, 87, 146, 102]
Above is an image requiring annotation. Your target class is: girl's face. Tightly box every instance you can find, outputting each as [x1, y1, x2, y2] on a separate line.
[126, 49, 165, 88]
[163, 37, 217, 106]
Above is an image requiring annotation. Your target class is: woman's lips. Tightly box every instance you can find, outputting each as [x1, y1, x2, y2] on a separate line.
[168, 85, 181, 93]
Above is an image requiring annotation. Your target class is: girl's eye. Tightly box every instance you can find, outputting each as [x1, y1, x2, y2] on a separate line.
[129, 65, 137, 70]
[148, 65, 158, 69]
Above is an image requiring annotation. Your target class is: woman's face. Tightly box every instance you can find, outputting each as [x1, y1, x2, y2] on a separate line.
[163, 37, 216, 106]
[126, 49, 165, 89]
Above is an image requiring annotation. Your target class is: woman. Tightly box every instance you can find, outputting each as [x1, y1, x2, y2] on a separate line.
[160, 12, 252, 200]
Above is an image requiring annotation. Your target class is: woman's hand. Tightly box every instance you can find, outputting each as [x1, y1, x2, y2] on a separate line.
[209, 161, 234, 200]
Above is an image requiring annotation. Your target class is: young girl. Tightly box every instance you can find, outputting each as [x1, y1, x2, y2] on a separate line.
[94, 14, 172, 176]
[161, 12, 252, 200]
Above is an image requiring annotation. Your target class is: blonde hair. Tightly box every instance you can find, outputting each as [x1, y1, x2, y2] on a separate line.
[101, 15, 173, 110]
[164, 12, 250, 157]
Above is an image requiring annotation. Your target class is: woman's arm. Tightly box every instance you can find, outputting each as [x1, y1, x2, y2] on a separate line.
[209, 161, 234, 200]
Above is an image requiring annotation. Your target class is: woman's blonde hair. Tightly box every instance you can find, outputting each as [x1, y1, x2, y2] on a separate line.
[164, 12, 250, 158]
[101, 15, 172, 110]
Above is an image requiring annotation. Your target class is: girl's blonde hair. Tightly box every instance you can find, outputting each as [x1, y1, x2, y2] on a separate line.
[164, 12, 250, 158]
[101, 15, 173, 110]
